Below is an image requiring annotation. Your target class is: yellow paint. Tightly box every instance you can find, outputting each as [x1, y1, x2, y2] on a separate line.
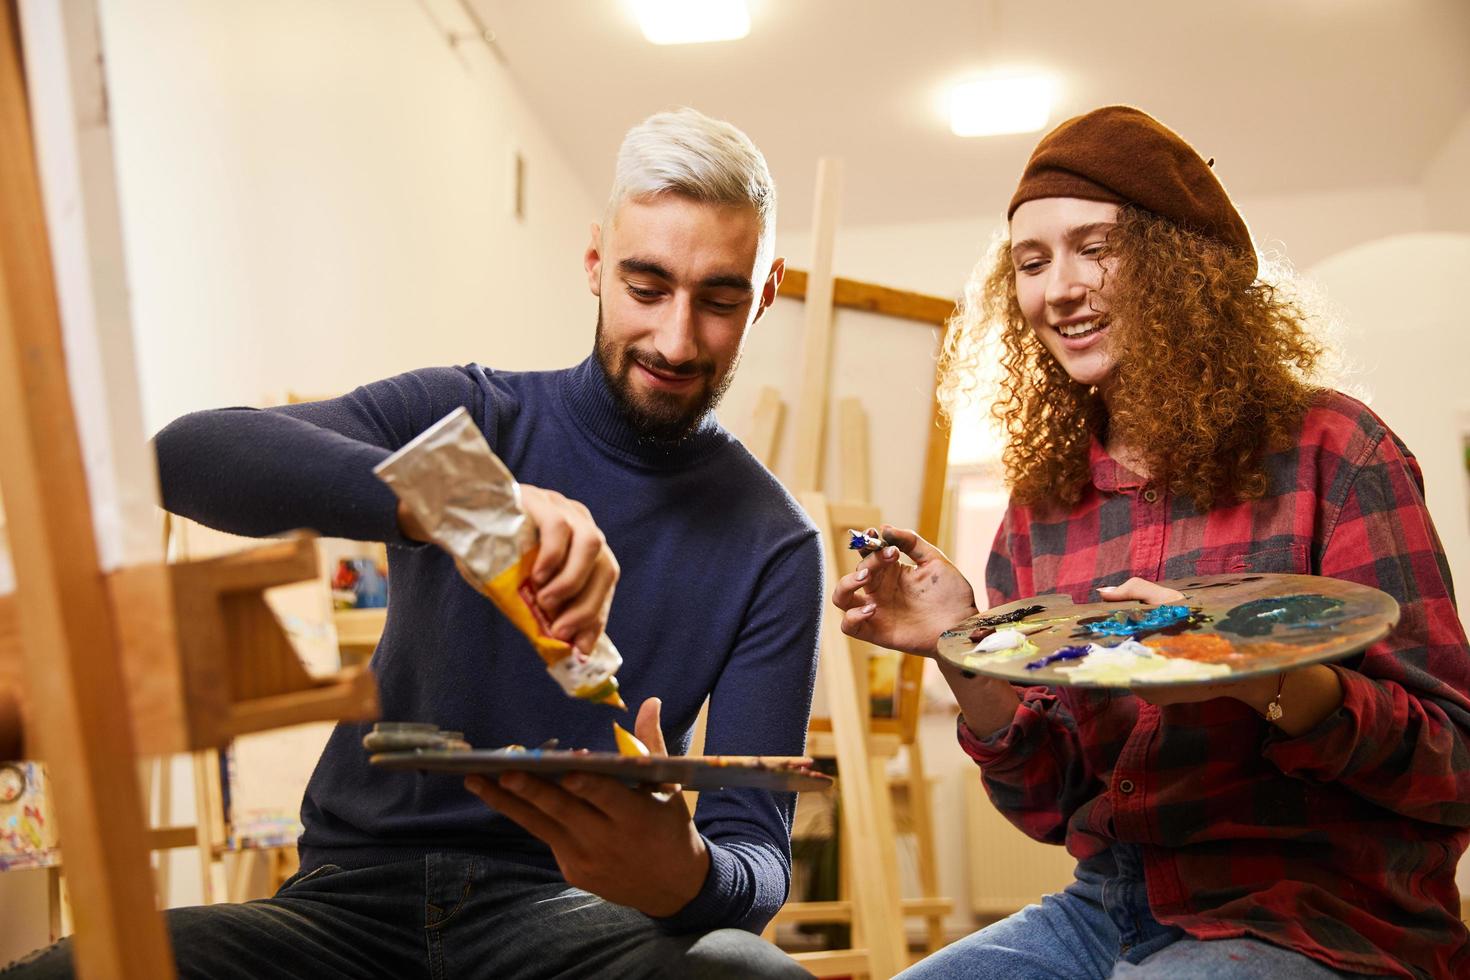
[613, 722, 650, 757]
[482, 549, 625, 708]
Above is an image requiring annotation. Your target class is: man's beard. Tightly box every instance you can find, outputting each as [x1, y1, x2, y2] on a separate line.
[594, 308, 738, 446]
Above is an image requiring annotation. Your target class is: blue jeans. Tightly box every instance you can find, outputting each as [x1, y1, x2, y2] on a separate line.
[898, 845, 1378, 980]
[2, 852, 811, 979]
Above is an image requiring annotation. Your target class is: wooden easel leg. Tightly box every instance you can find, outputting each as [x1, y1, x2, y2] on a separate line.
[191, 750, 225, 904]
[155, 757, 175, 904]
[799, 492, 907, 979]
[0, 3, 175, 976]
[905, 738, 947, 953]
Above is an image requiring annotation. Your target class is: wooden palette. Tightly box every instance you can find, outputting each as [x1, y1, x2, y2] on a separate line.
[936, 573, 1399, 688]
[370, 749, 833, 792]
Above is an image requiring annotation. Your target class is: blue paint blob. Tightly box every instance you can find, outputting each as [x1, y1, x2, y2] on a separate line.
[1084, 604, 1195, 638]
[1024, 645, 1092, 670]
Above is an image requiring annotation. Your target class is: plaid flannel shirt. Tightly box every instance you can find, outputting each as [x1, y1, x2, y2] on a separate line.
[961, 390, 1470, 979]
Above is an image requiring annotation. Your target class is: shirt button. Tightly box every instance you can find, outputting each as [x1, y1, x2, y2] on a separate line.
[1117, 779, 1135, 794]
[1142, 488, 1158, 503]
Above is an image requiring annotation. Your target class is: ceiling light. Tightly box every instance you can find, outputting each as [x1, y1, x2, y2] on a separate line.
[631, 0, 750, 45]
[949, 74, 1057, 138]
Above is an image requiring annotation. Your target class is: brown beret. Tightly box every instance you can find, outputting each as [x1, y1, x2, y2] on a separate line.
[1009, 106, 1255, 276]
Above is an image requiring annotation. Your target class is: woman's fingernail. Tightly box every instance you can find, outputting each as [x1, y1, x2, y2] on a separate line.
[882, 546, 898, 559]
[856, 568, 869, 581]
[1098, 586, 1116, 593]
[861, 603, 876, 615]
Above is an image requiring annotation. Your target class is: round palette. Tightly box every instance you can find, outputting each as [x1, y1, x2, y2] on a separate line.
[370, 749, 833, 793]
[936, 573, 1399, 688]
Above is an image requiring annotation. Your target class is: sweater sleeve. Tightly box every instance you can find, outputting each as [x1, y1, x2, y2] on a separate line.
[153, 366, 490, 543]
[653, 531, 823, 934]
[1262, 430, 1470, 827]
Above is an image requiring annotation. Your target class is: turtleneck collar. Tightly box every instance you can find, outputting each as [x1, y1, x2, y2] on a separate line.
[561, 354, 729, 467]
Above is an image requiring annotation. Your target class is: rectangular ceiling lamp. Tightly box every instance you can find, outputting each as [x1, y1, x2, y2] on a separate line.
[950, 74, 1056, 137]
[632, 0, 750, 45]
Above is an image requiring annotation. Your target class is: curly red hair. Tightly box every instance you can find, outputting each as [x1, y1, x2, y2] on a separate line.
[939, 206, 1324, 512]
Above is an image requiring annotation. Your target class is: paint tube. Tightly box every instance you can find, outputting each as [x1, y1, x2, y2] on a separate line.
[374, 407, 625, 708]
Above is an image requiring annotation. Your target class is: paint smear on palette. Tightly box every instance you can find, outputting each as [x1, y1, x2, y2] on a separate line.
[1052, 640, 1232, 685]
[1080, 604, 1206, 639]
[1142, 633, 1244, 664]
[954, 605, 1049, 643]
[963, 632, 1039, 669]
[972, 629, 1027, 653]
[1215, 594, 1344, 637]
[940, 606, 1076, 642]
[1230, 639, 1335, 663]
[1024, 645, 1092, 670]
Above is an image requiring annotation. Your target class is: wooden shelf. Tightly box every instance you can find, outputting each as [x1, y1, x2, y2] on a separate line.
[333, 607, 386, 664]
[1, 537, 379, 757]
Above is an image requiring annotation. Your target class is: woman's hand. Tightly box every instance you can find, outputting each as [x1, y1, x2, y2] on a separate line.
[1096, 576, 1185, 606]
[832, 525, 978, 657]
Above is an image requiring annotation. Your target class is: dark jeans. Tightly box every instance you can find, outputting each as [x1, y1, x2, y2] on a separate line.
[3, 852, 812, 979]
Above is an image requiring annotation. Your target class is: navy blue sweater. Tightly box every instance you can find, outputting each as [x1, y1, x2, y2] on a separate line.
[154, 356, 822, 933]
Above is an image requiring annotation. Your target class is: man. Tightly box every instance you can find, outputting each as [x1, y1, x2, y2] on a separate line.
[9, 108, 820, 979]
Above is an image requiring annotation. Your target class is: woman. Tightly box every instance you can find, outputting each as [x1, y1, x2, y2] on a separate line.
[835, 106, 1470, 979]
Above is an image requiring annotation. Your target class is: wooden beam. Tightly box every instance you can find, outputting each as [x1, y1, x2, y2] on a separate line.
[915, 354, 951, 545]
[780, 268, 956, 326]
[902, 350, 953, 744]
[838, 398, 870, 505]
[790, 948, 874, 977]
[747, 385, 784, 469]
[771, 897, 955, 924]
[798, 492, 908, 979]
[804, 727, 903, 759]
[0, 1, 175, 974]
[790, 160, 842, 493]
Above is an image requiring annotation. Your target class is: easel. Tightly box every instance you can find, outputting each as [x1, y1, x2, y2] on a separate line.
[0, 3, 378, 976]
[758, 159, 956, 979]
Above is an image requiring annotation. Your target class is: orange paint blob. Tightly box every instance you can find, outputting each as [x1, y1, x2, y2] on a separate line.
[1142, 633, 1241, 663]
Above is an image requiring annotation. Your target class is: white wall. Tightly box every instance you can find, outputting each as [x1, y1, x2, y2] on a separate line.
[97, 0, 600, 432]
[1423, 111, 1470, 235]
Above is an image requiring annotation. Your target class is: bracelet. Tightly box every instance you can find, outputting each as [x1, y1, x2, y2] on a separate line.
[1265, 672, 1285, 722]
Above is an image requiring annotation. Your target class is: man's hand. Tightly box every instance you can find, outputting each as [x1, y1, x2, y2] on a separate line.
[518, 485, 619, 656]
[832, 525, 978, 657]
[463, 698, 709, 917]
[399, 484, 620, 656]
